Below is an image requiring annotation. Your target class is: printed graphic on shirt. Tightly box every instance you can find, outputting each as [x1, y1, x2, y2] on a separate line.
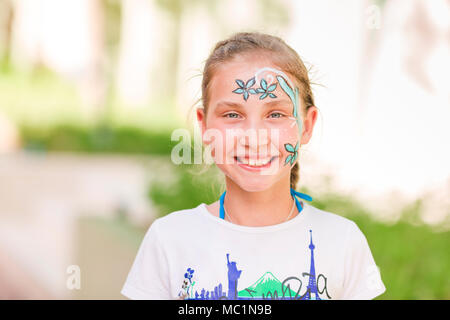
[177, 230, 332, 300]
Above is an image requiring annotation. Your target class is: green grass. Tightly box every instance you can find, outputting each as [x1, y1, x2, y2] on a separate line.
[355, 215, 450, 300]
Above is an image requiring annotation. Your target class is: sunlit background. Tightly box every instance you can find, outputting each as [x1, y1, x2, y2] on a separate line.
[0, 0, 449, 299]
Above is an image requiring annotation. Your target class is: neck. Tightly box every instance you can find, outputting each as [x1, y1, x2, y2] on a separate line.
[223, 176, 295, 227]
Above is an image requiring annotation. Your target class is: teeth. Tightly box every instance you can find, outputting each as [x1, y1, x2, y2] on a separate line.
[238, 157, 272, 166]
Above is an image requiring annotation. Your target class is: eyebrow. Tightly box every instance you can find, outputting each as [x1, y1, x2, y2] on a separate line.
[215, 99, 292, 109]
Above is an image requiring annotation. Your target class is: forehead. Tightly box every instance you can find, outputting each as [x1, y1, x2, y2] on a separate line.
[208, 56, 296, 108]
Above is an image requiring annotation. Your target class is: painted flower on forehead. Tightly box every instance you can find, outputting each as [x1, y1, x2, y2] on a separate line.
[254, 78, 277, 100]
[232, 77, 256, 101]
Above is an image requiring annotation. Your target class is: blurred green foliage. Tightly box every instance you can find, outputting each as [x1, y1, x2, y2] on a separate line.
[0, 63, 86, 127]
[148, 163, 450, 300]
[149, 163, 222, 214]
[20, 124, 177, 155]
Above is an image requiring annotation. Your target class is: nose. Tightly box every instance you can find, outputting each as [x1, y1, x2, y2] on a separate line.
[238, 129, 268, 148]
[236, 120, 275, 157]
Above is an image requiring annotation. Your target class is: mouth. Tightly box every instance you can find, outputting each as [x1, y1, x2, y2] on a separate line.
[234, 156, 278, 170]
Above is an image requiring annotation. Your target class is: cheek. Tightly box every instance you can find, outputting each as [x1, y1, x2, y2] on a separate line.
[276, 127, 299, 151]
[204, 125, 236, 160]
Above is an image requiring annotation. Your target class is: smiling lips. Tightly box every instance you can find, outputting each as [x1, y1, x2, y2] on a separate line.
[235, 156, 278, 167]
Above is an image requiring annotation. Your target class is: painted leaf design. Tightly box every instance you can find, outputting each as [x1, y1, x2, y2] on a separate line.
[290, 158, 295, 165]
[267, 83, 277, 92]
[236, 79, 245, 88]
[259, 93, 268, 100]
[276, 75, 295, 104]
[292, 152, 298, 164]
[243, 91, 249, 101]
[232, 88, 244, 94]
[285, 154, 292, 165]
[293, 87, 299, 118]
[256, 88, 265, 93]
[246, 77, 255, 88]
[269, 93, 277, 98]
[261, 79, 267, 90]
[294, 142, 299, 151]
[248, 88, 257, 94]
[285, 143, 295, 153]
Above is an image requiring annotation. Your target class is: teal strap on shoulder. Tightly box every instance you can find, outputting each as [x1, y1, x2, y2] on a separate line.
[290, 188, 313, 213]
[290, 188, 313, 201]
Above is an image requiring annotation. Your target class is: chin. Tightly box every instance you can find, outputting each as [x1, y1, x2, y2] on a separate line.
[240, 184, 273, 193]
[231, 174, 278, 193]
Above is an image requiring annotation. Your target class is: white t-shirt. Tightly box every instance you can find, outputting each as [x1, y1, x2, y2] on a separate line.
[121, 201, 386, 300]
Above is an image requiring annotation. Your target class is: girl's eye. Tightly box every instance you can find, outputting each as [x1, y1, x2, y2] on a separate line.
[224, 112, 240, 119]
[269, 112, 284, 118]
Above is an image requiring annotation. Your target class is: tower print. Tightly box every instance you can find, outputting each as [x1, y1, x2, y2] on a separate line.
[302, 229, 321, 300]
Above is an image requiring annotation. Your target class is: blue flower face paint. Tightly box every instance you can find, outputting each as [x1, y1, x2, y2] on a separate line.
[255, 78, 277, 99]
[232, 76, 278, 101]
[232, 77, 256, 101]
[231, 67, 302, 167]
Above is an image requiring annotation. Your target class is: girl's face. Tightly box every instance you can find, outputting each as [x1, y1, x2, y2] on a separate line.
[198, 55, 311, 192]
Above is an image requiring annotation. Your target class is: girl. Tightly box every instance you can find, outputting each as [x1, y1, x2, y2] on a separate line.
[121, 32, 386, 300]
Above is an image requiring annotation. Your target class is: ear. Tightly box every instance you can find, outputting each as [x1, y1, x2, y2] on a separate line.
[196, 108, 207, 143]
[300, 106, 318, 145]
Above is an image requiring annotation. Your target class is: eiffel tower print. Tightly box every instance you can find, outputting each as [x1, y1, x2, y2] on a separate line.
[301, 229, 321, 300]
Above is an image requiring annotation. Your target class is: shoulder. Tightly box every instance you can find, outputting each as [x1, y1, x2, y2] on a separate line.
[305, 202, 358, 233]
[146, 203, 205, 238]
[305, 203, 371, 251]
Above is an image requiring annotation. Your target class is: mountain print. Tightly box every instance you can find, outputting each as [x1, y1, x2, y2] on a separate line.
[239, 271, 298, 298]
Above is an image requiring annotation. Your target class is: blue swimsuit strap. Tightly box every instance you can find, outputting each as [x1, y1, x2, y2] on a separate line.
[219, 188, 313, 220]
